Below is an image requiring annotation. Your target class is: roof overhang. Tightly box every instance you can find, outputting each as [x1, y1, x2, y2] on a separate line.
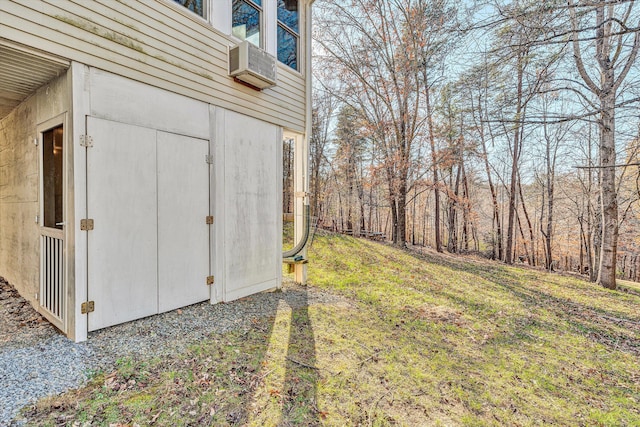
[0, 40, 70, 120]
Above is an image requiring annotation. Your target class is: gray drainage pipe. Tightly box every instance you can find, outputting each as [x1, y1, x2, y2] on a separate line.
[283, 204, 310, 259]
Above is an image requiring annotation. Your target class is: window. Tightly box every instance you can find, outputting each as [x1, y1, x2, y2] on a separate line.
[42, 125, 63, 229]
[277, 0, 299, 70]
[233, 0, 263, 47]
[173, 0, 204, 17]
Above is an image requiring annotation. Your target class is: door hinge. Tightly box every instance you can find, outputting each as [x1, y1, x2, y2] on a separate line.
[81, 301, 95, 314]
[80, 219, 94, 231]
[205, 154, 214, 164]
[80, 135, 93, 147]
[206, 216, 214, 225]
[207, 276, 215, 285]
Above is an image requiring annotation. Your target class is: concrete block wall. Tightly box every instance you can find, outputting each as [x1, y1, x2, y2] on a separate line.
[0, 72, 69, 306]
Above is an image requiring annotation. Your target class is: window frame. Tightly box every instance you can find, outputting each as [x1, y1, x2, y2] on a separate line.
[173, 0, 206, 18]
[232, 0, 265, 48]
[277, 0, 300, 71]
[167, 0, 210, 22]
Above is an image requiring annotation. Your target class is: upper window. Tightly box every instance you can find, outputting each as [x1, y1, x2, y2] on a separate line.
[233, 0, 263, 47]
[277, 0, 299, 71]
[173, 0, 204, 17]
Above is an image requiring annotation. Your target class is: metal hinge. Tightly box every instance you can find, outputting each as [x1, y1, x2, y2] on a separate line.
[206, 216, 214, 225]
[80, 219, 94, 231]
[205, 154, 214, 164]
[80, 135, 93, 147]
[81, 301, 95, 314]
[207, 276, 215, 285]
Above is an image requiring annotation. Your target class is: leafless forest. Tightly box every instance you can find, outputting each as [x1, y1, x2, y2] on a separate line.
[292, 0, 640, 290]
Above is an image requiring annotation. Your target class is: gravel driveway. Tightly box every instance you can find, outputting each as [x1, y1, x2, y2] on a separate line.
[0, 276, 343, 426]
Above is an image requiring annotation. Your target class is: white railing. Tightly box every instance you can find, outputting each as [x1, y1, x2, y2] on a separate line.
[40, 228, 65, 330]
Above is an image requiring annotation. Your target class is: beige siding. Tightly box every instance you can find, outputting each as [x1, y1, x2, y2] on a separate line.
[1, 0, 306, 132]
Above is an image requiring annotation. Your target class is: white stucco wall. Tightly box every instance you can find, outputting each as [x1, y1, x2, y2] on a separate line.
[215, 108, 283, 302]
[76, 68, 282, 334]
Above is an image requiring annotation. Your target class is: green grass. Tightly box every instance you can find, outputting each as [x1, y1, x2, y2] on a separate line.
[19, 233, 640, 426]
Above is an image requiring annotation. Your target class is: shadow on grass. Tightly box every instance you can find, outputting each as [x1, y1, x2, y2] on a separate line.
[238, 286, 321, 426]
[282, 290, 320, 424]
[315, 235, 639, 358]
[405, 247, 640, 356]
[16, 286, 321, 427]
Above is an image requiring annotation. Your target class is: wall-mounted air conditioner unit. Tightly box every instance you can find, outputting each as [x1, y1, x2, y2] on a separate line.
[228, 41, 277, 90]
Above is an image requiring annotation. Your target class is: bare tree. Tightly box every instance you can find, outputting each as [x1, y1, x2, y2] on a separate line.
[568, 0, 640, 289]
[316, 0, 457, 245]
[537, 90, 574, 270]
[485, 0, 563, 264]
[417, 0, 459, 251]
[334, 105, 367, 234]
[309, 90, 336, 220]
[462, 60, 505, 260]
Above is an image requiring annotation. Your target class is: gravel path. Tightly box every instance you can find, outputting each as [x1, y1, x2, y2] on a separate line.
[0, 276, 347, 426]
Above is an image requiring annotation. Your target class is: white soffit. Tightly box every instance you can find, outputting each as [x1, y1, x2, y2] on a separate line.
[0, 40, 70, 119]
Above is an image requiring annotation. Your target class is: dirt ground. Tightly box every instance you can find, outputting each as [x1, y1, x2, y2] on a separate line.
[0, 277, 58, 347]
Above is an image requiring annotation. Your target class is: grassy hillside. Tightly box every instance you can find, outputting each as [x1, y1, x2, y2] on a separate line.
[308, 233, 640, 425]
[21, 233, 640, 426]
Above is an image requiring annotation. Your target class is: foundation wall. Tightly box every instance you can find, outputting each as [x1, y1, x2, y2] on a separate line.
[0, 73, 69, 307]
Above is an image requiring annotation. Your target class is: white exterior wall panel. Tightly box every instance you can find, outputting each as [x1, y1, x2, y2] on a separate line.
[220, 110, 282, 301]
[157, 131, 211, 313]
[86, 117, 159, 331]
[81, 69, 283, 333]
[88, 68, 211, 140]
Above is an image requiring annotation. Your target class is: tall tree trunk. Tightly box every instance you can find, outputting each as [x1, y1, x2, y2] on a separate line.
[518, 171, 536, 266]
[368, 157, 374, 233]
[448, 163, 462, 253]
[470, 65, 503, 260]
[568, 1, 640, 289]
[593, 195, 602, 280]
[426, 86, 442, 252]
[544, 186, 553, 271]
[516, 212, 530, 264]
[587, 133, 596, 281]
[579, 217, 586, 274]
[481, 136, 501, 259]
[397, 171, 408, 246]
[422, 194, 429, 246]
[505, 52, 524, 265]
[540, 182, 551, 270]
[462, 164, 470, 253]
[542, 118, 555, 271]
[412, 184, 417, 245]
[391, 200, 398, 243]
[598, 91, 618, 289]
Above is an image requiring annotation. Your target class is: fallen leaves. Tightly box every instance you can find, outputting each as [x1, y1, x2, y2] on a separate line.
[269, 388, 281, 397]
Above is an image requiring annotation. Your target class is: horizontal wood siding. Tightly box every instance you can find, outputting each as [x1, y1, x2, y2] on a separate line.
[0, 0, 306, 131]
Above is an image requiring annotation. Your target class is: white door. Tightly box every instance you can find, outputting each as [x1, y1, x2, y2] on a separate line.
[86, 118, 211, 331]
[87, 117, 158, 331]
[157, 131, 210, 312]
